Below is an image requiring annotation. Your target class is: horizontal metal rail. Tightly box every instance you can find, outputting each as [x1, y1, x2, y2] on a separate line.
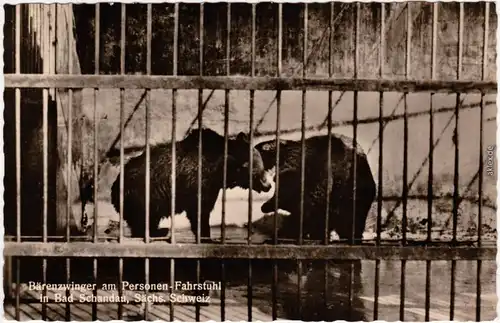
[4, 242, 496, 260]
[5, 74, 497, 93]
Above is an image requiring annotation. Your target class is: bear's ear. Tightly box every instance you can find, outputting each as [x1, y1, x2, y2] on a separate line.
[236, 132, 249, 143]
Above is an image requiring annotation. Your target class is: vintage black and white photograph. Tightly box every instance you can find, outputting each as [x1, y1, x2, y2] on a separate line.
[2, 2, 498, 321]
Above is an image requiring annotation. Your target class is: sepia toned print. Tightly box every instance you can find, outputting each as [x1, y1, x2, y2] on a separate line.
[3, 2, 497, 322]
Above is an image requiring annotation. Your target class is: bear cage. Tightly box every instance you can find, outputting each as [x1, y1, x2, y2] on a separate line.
[3, 2, 498, 322]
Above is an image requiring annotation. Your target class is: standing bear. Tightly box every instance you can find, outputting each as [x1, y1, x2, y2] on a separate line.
[255, 134, 376, 243]
[111, 128, 272, 241]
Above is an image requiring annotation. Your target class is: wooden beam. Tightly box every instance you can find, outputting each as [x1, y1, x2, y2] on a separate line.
[4, 74, 497, 93]
[3, 242, 497, 260]
[53, 4, 90, 234]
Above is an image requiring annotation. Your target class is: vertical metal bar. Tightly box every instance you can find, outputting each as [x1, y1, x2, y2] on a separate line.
[145, 4, 152, 244]
[89, 3, 100, 320]
[15, 5, 21, 321]
[324, 2, 334, 312]
[476, 260, 482, 321]
[93, 0, 100, 138]
[32, 4, 35, 71]
[35, 5, 39, 73]
[15, 255, 19, 321]
[399, 261, 406, 321]
[226, 3, 231, 79]
[425, 4, 438, 321]
[4, 13, 13, 304]
[299, 3, 307, 246]
[47, 6, 51, 75]
[41, 116, 48, 305]
[40, 5, 44, 73]
[272, 3, 282, 321]
[402, 3, 411, 246]
[170, 86, 177, 315]
[94, 3, 100, 84]
[142, 4, 152, 320]
[15, 4, 21, 245]
[42, 5, 47, 72]
[21, 4, 25, 75]
[220, 3, 231, 321]
[118, 3, 126, 320]
[348, 4, 360, 317]
[274, 3, 282, 245]
[477, 3, 489, 321]
[25, 4, 29, 74]
[220, 8, 231, 320]
[221, 3, 230, 245]
[400, 3, 411, 321]
[65, 3, 75, 320]
[28, 4, 33, 74]
[424, 261, 431, 321]
[65, 3, 73, 240]
[247, 259, 252, 321]
[346, 262, 354, 317]
[450, 4, 464, 321]
[478, 2, 489, 250]
[38, 5, 42, 73]
[377, 2, 385, 246]
[35, 5, 39, 72]
[271, 93, 280, 318]
[247, 5, 256, 321]
[170, 3, 179, 321]
[277, 3, 282, 79]
[373, 260, 380, 320]
[374, 3, 385, 319]
[42, 5, 49, 319]
[221, 21, 230, 311]
[325, 2, 334, 246]
[452, 2, 464, 245]
[297, 3, 308, 318]
[30, 5, 35, 74]
[42, 5, 48, 240]
[4, 209, 12, 302]
[32, 5, 36, 72]
[23, 4, 28, 74]
[48, 4, 55, 97]
[428, 3, 438, 243]
[251, 3, 256, 82]
[450, 260, 456, 320]
[197, 3, 204, 245]
[119, 3, 126, 243]
[351, 2, 359, 245]
[196, 4, 204, 322]
[92, 260, 97, 321]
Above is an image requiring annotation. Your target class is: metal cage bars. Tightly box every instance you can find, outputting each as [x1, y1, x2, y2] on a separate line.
[3, 3, 497, 322]
[4, 1, 496, 255]
[3, 2, 496, 251]
[449, 4, 464, 320]
[170, 3, 179, 321]
[271, 4, 283, 319]
[373, 3, 386, 320]
[14, 4, 22, 321]
[477, 3, 490, 321]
